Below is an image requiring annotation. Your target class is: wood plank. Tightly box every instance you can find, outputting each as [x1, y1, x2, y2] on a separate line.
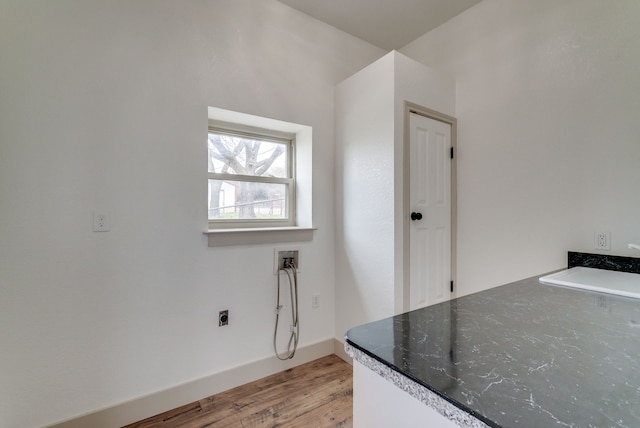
[123, 402, 203, 428]
[187, 357, 351, 427]
[123, 355, 352, 428]
[282, 397, 353, 427]
[238, 377, 353, 427]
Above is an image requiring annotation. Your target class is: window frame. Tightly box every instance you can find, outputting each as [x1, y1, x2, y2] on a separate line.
[207, 121, 296, 230]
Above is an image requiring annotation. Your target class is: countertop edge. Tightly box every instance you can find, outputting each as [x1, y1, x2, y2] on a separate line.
[345, 342, 491, 428]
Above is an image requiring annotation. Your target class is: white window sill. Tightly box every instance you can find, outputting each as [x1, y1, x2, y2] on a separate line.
[204, 227, 316, 247]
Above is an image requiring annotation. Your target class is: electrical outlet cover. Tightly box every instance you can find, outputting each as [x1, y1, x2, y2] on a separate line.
[219, 310, 229, 326]
[93, 211, 111, 232]
[594, 232, 611, 250]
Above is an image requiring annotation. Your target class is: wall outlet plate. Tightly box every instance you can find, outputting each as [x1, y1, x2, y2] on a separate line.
[219, 310, 229, 327]
[93, 211, 111, 232]
[595, 232, 611, 250]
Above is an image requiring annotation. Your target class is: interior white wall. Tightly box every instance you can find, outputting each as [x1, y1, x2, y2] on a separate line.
[335, 53, 396, 343]
[335, 51, 454, 342]
[0, 1, 384, 427]
[401, 0, 640, 296]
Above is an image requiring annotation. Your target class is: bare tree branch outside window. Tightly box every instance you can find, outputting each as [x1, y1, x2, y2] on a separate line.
[208, 132, 289, 221]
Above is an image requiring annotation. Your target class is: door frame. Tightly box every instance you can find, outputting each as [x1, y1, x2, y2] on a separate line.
[403, 102, 458, 312]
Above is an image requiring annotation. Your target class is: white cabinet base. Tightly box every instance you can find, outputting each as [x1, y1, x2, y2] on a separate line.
[353, 360, 459, 428]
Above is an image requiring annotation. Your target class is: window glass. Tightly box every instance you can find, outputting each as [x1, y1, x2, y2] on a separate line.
[208, 179, 288, 220]
[208, 133, 288, 178]
[207, 128, 294, 228]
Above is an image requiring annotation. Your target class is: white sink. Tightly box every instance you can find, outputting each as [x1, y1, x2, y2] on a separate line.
[539, 267, 640, 299]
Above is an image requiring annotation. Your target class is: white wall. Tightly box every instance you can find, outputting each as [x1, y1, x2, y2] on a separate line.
[335, 53, 396, 342]
[0, 1, 384, 426]
[335, 51, 454, 341]
[401, 0, 640, 296]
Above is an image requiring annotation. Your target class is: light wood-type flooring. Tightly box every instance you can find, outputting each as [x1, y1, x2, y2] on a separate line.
[123, 354, 353, 428]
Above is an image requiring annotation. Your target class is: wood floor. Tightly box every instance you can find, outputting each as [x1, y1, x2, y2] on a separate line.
[123, 354, 353, 428]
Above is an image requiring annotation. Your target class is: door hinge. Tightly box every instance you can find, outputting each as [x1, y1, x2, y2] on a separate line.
[450, 147, 454, 159]
[450, 281, 454, 293]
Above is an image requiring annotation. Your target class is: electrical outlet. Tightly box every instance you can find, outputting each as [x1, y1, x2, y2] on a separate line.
[93, 211, 111, 232]
[312, 294, 320, 308]
[219, 310, 229, 327]
[594, 232, 611, 250]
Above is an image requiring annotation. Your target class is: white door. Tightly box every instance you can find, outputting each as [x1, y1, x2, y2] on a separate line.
[409, 112, 452, 310]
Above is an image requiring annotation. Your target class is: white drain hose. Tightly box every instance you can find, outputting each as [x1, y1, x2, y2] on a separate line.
[273, 261, 299, 360]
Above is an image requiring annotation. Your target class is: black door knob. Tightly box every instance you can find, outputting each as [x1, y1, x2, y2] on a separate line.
[411, 212, 423, 221]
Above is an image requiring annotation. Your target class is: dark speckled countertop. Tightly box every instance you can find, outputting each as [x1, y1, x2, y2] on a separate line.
[345, 274, 640, 427]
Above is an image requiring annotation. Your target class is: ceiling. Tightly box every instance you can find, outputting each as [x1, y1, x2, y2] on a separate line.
[277, 0, 484, 51]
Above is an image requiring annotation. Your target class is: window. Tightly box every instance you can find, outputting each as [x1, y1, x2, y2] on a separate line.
[208, 124, 295, 229]
[204, 107, 313, 246]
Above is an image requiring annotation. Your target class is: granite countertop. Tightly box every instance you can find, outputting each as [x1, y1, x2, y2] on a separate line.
[345, 274, 640, 428]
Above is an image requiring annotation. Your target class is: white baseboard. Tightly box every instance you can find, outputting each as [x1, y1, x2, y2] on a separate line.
[48, 339, 335, 428]
[333, 337, 352, 365]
